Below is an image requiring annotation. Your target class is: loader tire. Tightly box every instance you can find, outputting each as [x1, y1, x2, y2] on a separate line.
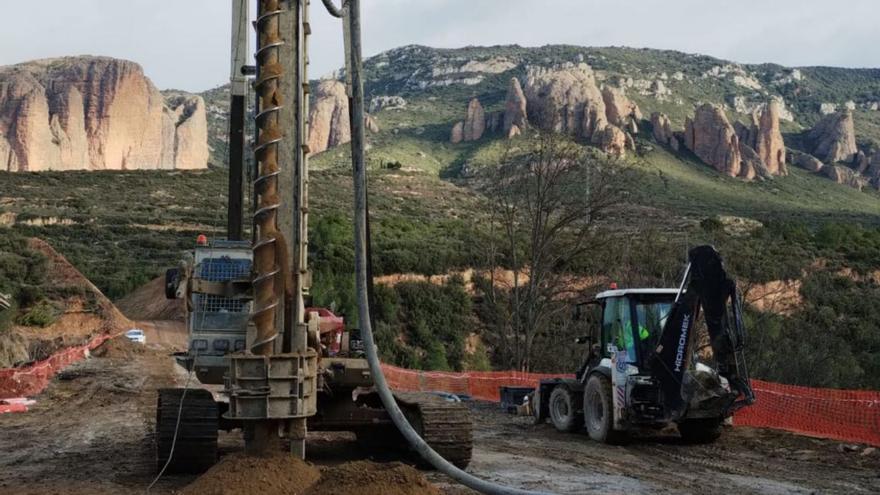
[678, 418, 723, 444]
[164, 268, 179, 300]
[549, 385, 582, 433]
[583, 375, 628, 444]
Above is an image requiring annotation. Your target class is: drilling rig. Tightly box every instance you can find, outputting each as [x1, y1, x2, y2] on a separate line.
[156, 0, 472, 473]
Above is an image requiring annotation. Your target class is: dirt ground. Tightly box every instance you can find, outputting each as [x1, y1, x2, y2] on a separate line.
[116, 276, 185, 322]
[443, 403, 880, 494]
[1, 327, 878, 495]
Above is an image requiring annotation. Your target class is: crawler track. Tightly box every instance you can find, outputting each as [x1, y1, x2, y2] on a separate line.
[155, 388, 218, 474]
[395, 392, 474, 469]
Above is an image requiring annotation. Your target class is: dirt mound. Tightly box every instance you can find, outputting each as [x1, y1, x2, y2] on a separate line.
[91, 336, 145, 359]
[115, 275, 184, 321]
[27, 239, 124, 319]
[1, 239, 131, 368]
[309, 461, 441, 495]
[180, 456, 440, 495]
[179, 453, 321, 495]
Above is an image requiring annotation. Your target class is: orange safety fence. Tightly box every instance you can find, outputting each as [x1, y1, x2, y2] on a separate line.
[3, 345, 878, 446]
[0, 333, 114, 412]
[381, 364, 572, 402]
[382, 365, 880, 447]
[735, 379, 880, 446]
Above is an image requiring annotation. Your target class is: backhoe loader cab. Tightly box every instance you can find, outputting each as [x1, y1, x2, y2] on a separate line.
[532, 246, 755, 444]
[591, 289, 677, 372]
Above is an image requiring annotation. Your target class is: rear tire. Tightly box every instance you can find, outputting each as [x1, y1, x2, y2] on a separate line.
[156, 388, 218, 474]
[529, 391, 543, 425]
[549, 385, 583, 432]
[164, 269, 179, 300]
[583, 375, 628, 444]
[678, 418, 723, 444]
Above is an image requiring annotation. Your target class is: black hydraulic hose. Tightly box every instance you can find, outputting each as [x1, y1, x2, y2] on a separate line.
[320, 0, 344, 18]
[344, 2, 553, 494]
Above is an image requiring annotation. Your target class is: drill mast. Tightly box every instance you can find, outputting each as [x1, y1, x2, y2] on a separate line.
[226, 0, 317, 458]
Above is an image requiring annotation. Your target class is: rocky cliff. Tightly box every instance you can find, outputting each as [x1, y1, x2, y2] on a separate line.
[462, 98, 486, 142]
[446, 64, 636, 157]
[450, 79, 528, 143]
[602, 86, 641, 132]
[658, 100, 786, 180]
[214, 44, 878, 191]
[749, 101, 787, 176]
[808, 111, 858, 164]
[308, 80, 351, 154]
[523, 63, 607, 140]
[684, 104, 748, 178]
[0, 57, 208, 171]
[307, 79, 381, 154]
[651, 112, 674, 147]
[502, 77, 528, 136]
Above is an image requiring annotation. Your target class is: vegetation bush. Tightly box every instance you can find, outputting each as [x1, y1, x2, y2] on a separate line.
[16, 300, 59, 328]
[472, 216, 880, 390]
[0, 234, 49, 332]
[748, 270, 880, 389]
[390, 277, 472, 371]
[657, 222, 880, 389]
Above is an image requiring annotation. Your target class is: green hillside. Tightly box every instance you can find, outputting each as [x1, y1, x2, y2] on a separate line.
[3, 45, 880, 387]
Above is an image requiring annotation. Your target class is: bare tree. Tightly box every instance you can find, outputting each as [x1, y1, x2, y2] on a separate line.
[478, 135, 628, 371]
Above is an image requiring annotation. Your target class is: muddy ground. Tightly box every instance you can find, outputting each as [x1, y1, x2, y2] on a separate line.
[1, 326, 878, 495]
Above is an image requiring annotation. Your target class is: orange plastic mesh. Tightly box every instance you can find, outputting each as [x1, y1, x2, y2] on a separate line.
[735, 379, 880, 446]
[0, 333, 112, 400]
[3, 347, 878, 447]
[381, 365, 880, 446]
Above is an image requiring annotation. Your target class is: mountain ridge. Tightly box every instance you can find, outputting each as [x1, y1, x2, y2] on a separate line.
[0, 56, 209, 172]
[198, 44, 880, 193]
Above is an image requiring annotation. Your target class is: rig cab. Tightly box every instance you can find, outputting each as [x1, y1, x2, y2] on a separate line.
[166, 239, 253, 384]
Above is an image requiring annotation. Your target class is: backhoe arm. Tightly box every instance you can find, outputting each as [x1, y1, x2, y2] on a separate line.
[651, 245, 756, 420]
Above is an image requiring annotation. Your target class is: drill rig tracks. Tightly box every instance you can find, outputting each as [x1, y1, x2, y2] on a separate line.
[155, 388, 219, 474]
[394, 391, 474, 469]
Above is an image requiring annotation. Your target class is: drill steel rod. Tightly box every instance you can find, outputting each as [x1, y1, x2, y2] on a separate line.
[227, 0, 249, 240]
[291, 0, 309, 356]
[287, 0, 310, 457]
[252, 0, 284, 356]
[250, 0, 288, 455]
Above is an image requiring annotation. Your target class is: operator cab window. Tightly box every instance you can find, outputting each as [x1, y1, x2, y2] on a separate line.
[634, 299, 673, 361]
[602, 297, 636, 363]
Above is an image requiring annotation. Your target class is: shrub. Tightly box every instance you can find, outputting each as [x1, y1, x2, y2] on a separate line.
[393, 277, 472, 371]
[700, 217, 724, 232]
[0, 234, 50, 332]
[16, 300, 59, 328]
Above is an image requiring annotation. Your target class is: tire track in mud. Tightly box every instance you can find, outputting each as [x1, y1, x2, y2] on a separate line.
[464, 402, 880, 494]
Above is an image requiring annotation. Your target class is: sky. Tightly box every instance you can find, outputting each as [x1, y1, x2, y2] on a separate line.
[0, 0, 877, 92]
